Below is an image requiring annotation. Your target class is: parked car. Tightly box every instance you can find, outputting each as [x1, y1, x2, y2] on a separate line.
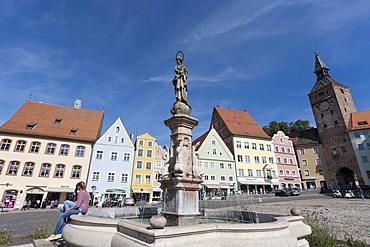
[123, 198, 135, 206]
[275, 188, 300, 197]
[275, 190, 289, 197]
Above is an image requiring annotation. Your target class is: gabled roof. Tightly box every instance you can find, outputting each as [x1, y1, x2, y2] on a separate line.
[213, 107, 270, 139]
[309, 76, 347, 94]
[0, 101, 104, 142]
[192, 130, 209, 151]
[347, 110, 370, 131]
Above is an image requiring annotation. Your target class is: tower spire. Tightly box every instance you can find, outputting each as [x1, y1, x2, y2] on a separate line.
[313, 49, 330, 79]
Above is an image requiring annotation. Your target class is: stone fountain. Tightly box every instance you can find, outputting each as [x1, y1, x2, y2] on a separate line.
[62, 51, 311, 247]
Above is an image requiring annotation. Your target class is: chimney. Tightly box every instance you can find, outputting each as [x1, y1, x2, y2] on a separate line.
[74, 99, 82, 109]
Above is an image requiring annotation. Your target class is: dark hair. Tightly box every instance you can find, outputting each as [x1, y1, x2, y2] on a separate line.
[76, 181, 86, 190]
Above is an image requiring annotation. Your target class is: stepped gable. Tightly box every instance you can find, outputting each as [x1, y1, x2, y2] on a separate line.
[214, 107, 269, 139]
[0, 101, 104, 142]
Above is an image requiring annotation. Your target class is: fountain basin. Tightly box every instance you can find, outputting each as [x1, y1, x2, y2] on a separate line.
[63, 211, 311, 247]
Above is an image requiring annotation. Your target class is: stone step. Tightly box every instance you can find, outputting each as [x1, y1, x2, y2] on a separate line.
[33, 239, 68, 247]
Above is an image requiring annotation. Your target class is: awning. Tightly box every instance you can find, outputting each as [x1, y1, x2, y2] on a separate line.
[238, 181, 270, 185]
[26, 188, 45, 194]
[46, 187, 75, 193]
[220, 185, 233, 189]
[203, 184, 220, 189]
[152, 188, 162, 192]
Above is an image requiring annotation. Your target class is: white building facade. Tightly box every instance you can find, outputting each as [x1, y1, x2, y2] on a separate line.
[87, 118, 134, 206]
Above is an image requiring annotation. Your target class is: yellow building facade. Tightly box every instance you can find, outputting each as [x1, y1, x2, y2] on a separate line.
[131, 133, 155, 203]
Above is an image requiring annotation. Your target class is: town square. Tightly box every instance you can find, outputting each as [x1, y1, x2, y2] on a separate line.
[1, 1, 370, 247]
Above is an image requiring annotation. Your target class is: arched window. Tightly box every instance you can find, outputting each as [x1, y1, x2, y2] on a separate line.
[116, 126, 120, 133]
[29, 142, 41, 153]
[23, 162, 35, 176]
[0, 139, 12, 151]
[54, 164, 65, 178]
[0, 160, 4, 175]
[76, 146, 85, 157]
[46, 143, 56, 154]
[7, 161, 20, 175]
[60, 144, 70, 155]
[14, 140, 26, 152]
[40, 163, 51, 177]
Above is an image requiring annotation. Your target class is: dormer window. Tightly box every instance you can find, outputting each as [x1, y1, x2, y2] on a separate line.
[116, 126, 120, 133]
[54, 119, 62, 124]
[26, 123, 37, 130]
[70, 129, 78, 135]
[358, 121, 368, 126]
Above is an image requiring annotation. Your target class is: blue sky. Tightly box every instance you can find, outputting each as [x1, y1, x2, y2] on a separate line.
[1, 1, 370, 146]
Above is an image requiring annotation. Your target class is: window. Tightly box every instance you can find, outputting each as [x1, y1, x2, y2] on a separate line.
[46, 143, 56, 154]
[312, 147, 319, 154]
[367, 143, 370, 150]
[358, 144, 364, 150]
[211, 140, 216, 145]
[116, 126, 120, 133]
[76, 146, 85, 157]
[286, 170, 290, 176]
[289, 159, 294, 164]
[254, 156, 260, 164]
[121, 138, 124, 143]
[30, 142, 41, 153]
[204, 175, 209, 180]
[71, 165, 81, 178]
[138, 140, 144, 146]
[110, 152, 118, 161]
[148, 141, 153, 147]
[259, 144, 264, 150]
[26, 123, 36, 130]
[55, 164, 65, 178]
[203, 162, 208, 168]
[237, 155, 243, 162]
[318, 169, 324, 175]
[279, 169, 284, 176]
[361, 156, 369, 163]
[281, 147, 285, 153]
[96, 151, 103, 159]
[272, 170, 276, 178]
[256, 170, 262, 177]
[15, 140, 26, 152]
[315, 158, 321, 165]
[155, 161, 162, 168]
[340, 146, 347, 153]
[245, 155, 250, 163]
[155, 172, 161, 180]
[210, 175, 216, 181]
[107, 172, 115, 182]
[8, 161, 20, 175]
[0, 160, 4, 174]
[147, 150, 153, 158]
[92, 171, 100, 181]
[54, 119, 62, 124]
[198, 161, 202, 168]
[252, 143, 257, 150]
[248, 169, 253, 177]
[60, 144, 69, 155]
[212, 149, 217, 155]
[146, 162, 152, 170]
[121, 173, 128, 183]
[40, 163, 51, 177]
[283, 158, 287, 164]
[266, 144, 271, 151]
[304, 170, 310, 176]
[277, 157, 281, 163]
[292, 170, 296, 177]
[138, 149, 143, 157]
[108, 137, 112, 142]
[238, 169, 244, 176]
[302, 160, 308, 166]
[280, 138, 283, 144]
[220, 176, 226, 181]
[287, 148, 291, 153]
[363, 131, 369, 137]
[269, 157, 274, 164]
[123, 153, 130, 161]
[262, 157, 267, 164]
[114, 136, 118, 143]
[229, 176, 234, 181]
[236, 141, 241, 148]
[136, 161, 143, 169]
[135, 174, 141, 183]
[299, 149, 305, 155]
[354, 133, 361, 139]
[145, 175, 151, 184]
[244, 142, 250, 149]
[367, 171, 370, 179]
[23, 162, 35, 176]
[275, 146, 279, 152]
[210, 162, 215, 169]
[228, 163, 233, 169]
[219, 163, 225, 169]
[70, 129, 78, 135]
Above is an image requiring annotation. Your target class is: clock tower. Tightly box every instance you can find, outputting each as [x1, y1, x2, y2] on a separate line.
[308, 51, 363, 188]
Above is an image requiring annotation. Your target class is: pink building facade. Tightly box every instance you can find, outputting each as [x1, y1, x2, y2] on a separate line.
[272, 131, 302, 189]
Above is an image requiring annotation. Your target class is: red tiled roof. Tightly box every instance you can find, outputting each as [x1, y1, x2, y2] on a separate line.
[347, 110, 370, 131]
[192, 131, 209, 151]
[0, 101, 104, 142]
[214, 107, 270, 139]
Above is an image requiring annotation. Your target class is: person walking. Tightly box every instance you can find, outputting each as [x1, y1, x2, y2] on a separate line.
[46, 181, 90, 241]
[359, 187, 365, 201]
[27, 200, 31, 210]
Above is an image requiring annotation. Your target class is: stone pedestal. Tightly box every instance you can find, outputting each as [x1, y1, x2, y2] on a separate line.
[161, 113, 202, 226]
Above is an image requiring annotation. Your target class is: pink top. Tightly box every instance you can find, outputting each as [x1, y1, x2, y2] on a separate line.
[75, 190, 90, 213]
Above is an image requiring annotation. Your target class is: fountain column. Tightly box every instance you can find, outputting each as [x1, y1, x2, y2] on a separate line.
[160, 51, 203, 226]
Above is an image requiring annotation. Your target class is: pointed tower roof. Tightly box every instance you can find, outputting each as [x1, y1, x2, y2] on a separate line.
[314, 50, 330, 78]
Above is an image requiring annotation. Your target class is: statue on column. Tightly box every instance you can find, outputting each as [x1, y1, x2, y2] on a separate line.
[171, 51, 191, 115]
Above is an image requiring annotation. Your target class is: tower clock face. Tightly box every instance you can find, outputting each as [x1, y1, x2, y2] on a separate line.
[318, 100, 332, 112]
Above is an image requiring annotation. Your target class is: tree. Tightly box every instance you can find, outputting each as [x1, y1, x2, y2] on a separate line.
[263, 119, 311, 136]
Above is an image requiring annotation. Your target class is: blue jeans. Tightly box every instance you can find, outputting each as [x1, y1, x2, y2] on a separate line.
[60, 200, 76, 213]
[53, 208, 82, 234]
